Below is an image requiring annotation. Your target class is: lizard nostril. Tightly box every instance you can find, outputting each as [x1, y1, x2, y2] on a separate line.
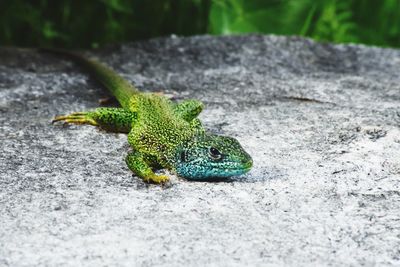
[243, 158, 253, 168]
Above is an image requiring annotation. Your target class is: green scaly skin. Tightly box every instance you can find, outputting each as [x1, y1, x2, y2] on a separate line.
[45, 49, 253, 183]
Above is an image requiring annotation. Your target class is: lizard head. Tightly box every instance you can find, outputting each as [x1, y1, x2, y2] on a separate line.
[174, 134, 253, 180]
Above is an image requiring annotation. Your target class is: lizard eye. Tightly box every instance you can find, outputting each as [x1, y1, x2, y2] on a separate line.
[208, 147, 222, 160]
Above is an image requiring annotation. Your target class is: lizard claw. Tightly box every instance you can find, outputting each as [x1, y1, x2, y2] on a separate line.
[143, 174, 170, 184]
[52, 113, 98, 126]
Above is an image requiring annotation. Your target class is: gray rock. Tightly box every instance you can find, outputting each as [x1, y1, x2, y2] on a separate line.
[1, 35, 400, 266]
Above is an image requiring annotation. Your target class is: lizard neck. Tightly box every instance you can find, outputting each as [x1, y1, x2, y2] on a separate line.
[162, 130, 203, 171]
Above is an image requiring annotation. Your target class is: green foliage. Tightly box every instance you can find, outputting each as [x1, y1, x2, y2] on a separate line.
[0, 0, 210, 48]
[0, 0, 399, 48]
[209, 0, 400, 48]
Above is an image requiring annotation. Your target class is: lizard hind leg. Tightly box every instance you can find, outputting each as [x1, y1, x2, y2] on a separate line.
[125, 151, 169, 184]
[53, 107, 136, 133]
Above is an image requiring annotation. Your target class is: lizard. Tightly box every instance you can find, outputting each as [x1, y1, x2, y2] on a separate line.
[42, 48, 253, 184]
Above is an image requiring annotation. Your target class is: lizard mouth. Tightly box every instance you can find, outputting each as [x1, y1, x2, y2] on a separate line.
[213, 158, 253, 171]
[197, 160, 253, 177]
[176, 153, 253, 180]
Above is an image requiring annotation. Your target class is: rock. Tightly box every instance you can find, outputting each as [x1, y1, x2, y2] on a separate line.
[1, 35, 400, 266]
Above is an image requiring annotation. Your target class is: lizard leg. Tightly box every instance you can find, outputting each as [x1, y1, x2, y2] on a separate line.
[190, 118, 205, 135]
[125, 151, 169, 184]
[173, 99, 204, 121]
[53, 107, 136, 133]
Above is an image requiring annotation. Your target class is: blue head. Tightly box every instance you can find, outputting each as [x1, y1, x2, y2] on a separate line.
[174, 134, 253, 180]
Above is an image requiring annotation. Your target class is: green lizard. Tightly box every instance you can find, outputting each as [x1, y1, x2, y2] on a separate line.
[44, 49, 253, 183]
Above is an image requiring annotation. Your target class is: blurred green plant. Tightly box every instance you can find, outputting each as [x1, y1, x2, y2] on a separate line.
[0, 0, 399, 48]
[209, 0, 400, 47]
[0, 0, 211, 48]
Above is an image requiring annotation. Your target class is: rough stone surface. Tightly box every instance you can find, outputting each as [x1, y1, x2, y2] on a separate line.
[1, 35, 400, 266]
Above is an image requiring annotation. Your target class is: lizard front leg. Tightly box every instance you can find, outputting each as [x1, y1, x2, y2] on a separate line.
[173, 99, 204, 121]
[125, 151, 169, 184]
[190, 118, 205, 135]
[53, 107, 136, 133]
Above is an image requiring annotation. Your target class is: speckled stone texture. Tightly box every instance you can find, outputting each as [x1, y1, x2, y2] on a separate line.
[1, 35, 400, 266]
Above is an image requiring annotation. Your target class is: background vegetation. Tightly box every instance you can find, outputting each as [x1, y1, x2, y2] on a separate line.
[1, 0, 399, 49]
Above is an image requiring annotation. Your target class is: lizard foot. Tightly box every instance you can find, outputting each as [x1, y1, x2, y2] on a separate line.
[52, 112, 98, 126]
[144, 174, 170, 184]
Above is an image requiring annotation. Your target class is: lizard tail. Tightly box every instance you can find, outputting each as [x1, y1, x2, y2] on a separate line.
[38, 48, 138, 110]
